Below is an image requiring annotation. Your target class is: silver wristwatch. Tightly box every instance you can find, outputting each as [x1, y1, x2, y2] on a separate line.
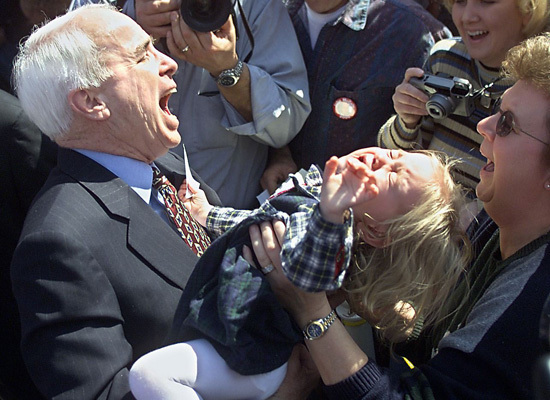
[216, 60, 244, 87]
[303, 310, 337, 340]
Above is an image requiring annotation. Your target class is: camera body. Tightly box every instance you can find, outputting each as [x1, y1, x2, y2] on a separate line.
[409, 73, 475, 120]
[180, 0, 235, 32]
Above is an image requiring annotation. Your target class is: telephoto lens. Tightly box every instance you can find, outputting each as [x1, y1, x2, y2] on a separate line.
[180, 0, 235, 32]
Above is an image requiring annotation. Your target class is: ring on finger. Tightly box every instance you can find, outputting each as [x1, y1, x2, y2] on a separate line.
[260, 264, 274, 275]
[182, 45, 190, 53]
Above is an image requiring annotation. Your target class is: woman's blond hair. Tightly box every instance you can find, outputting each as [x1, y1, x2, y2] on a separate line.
[442, 0, 550, 39]
[345, 151, 471, 341]
[503, 32, 550, 162]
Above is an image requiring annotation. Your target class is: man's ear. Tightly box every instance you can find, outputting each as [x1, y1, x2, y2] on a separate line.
[68, 88, 110, 121]
[357, 221, 388, 248]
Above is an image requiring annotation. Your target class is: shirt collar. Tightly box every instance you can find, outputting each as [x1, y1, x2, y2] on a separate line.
[333, 0, 370, 31]
[75, 149, 153, 204]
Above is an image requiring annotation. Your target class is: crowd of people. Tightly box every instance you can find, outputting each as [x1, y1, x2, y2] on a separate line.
[1, 0, 550, 399]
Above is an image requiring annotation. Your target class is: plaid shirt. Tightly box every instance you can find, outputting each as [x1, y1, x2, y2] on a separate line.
[206, 165, 354, 291]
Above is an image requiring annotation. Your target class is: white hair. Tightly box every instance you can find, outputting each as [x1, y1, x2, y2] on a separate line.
[12, 4, 116, 140]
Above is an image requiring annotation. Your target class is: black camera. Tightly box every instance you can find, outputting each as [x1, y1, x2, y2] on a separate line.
[409, 73, 475, 120]
[180, 0, 235, 32]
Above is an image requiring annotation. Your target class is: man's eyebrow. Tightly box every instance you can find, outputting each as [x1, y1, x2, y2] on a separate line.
[132, 36, 153, 58]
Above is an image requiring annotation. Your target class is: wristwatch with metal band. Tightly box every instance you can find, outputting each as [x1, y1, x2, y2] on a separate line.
[303, 309, 337, 340]
[216, 60, 244, 87]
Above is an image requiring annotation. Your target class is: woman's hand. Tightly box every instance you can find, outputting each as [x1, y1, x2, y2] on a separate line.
[393, 67, 430, 129]
[177, 180, 212, 227]
[267, 344, 320, 400]
[246, 220, 370, 386]
[246, 221, 331, 327]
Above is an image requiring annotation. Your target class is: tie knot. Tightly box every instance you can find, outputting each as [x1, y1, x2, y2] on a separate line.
[151, 166, 167, 191]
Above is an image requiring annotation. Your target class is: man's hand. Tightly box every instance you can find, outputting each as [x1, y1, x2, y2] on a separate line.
[261, 146, 298, 195]
[177, 180, 213, 227]
[135, 0, 179, 40]
[165, 11, 238, 75]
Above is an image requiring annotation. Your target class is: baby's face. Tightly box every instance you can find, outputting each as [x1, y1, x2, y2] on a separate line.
[339, 148, 438, 227]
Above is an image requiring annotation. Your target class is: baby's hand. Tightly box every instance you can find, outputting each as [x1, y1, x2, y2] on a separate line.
[319, 156, 378, 224]
[177, 180, 212, 227]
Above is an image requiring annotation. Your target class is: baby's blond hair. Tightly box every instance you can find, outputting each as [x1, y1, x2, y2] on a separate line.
[345, 151, 471, 341]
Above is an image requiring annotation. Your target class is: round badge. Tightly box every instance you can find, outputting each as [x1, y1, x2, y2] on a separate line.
[333, 97, 357, 120]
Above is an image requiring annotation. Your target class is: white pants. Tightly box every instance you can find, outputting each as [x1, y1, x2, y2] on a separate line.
[129, 339, 287, 400]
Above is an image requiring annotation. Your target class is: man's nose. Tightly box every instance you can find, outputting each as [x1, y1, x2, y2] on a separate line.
[159, 50, 178, 78]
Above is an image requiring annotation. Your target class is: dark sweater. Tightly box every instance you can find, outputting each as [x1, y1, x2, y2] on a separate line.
[324, 227, 550, 399]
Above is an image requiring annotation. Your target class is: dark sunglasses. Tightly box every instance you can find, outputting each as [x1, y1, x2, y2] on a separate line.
[492, 97, 550, 146]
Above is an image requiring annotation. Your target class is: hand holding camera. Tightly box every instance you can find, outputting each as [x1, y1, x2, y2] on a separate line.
[166, 10, 238, 76]
[135, 0, 179, 40]
[409, 72, 474, 120]
[134, 0, 238, 75]
[392, 67, 431, 129]
[393, 67, 475, 128]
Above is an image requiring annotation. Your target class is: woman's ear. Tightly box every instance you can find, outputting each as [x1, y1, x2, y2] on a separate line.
[68, 88, 111, 121]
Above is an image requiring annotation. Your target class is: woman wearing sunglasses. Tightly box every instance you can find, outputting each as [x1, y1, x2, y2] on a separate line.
[254, 33, 550, 400]
[378, 0, 550, 197]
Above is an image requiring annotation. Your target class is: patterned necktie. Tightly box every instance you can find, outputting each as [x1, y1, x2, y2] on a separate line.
[152, 166, 211, 256]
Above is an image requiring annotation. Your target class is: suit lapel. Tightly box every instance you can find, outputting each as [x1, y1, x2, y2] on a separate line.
[58, 148, 199, 290]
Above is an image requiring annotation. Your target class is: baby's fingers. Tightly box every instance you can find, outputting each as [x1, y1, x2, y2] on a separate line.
[322, 156, 339, 181]
[177, 179, 198, 200]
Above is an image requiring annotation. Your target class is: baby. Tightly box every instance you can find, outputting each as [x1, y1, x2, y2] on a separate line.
[130, 147, 470, 400]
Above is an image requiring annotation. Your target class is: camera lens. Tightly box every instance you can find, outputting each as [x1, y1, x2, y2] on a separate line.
[426, 94, 457, 120]
[190, 0, 215, 16]
[180, 0, 234, 32]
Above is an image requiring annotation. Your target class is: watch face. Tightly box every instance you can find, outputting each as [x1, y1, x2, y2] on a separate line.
[306, 322, 324, 338]
[219, 75, 237, 87]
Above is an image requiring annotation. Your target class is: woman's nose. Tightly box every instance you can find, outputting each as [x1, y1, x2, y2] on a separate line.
[461, 1, 480, 23]
[477, 114, 497, 142]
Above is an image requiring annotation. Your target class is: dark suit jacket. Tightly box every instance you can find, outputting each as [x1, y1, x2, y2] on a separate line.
[10, 148, 221, 400]
[0, 89, 57, 400]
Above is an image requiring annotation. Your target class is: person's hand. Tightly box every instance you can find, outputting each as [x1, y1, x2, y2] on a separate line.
[246, 221, 330, 326]
[135, 0, 179, 40]
[267, 344, 320, 400]
[166, 11, 238, 76]
[318, 155, 378, 224]
[177, 180, 212, 226]
[260, 147, 298, 195]
[392, 67, 429, 129]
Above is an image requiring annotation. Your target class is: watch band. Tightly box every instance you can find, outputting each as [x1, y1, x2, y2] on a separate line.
[303, 309, 337, 341]
[215, 60, 244, 87]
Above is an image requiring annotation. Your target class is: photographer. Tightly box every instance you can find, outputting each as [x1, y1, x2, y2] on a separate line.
[123, 0, 311, 209]
[378, 0, 550, 197]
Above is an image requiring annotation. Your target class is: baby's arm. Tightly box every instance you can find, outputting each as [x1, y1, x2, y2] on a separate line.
[178, 182, 257, 236]
[178, 181, 213, 227]
[319, 156, 377, 224]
